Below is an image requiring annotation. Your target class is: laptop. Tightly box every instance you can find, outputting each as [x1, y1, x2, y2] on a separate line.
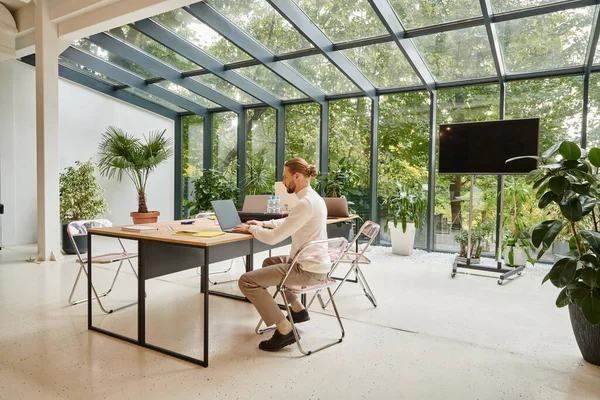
[211, 200, 249, 233]
[323, 197, 350, 218]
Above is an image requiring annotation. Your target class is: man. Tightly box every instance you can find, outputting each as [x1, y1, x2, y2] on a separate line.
[233, 158, 328, 351]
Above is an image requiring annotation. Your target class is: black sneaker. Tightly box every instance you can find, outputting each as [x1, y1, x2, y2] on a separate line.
[258, 329, 298, 352]
[286, 309, 310, 324]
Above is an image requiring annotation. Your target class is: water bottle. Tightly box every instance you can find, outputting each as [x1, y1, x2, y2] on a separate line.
[267, 196, 274, 214]
[273, 196, 282, 214]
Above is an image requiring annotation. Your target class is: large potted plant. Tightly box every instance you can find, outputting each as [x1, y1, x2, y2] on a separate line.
[524, 141, 600, 365]
[382, 180, 427, 256]
[59, 160, 108, 254]
[98, 126, 173, 224]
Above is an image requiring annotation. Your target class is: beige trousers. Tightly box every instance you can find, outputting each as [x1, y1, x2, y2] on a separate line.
[238, 256, 327, 326]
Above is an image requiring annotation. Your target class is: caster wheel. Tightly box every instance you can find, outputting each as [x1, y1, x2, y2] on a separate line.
[451, 273, 456, 278]
[497, 280, 503, 285]
[517, 272, 522, 276]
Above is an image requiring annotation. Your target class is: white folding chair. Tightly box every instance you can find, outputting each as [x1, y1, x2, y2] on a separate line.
[255, 237, 348, 355]
[320, 220, 380, 308]
[67, 219, 138, 314]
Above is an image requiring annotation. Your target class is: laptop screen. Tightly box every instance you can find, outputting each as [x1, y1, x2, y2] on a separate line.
[211, 200, 242, 231]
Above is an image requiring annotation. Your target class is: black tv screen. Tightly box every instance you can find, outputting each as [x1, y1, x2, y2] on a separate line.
[438, 118, 539, 175]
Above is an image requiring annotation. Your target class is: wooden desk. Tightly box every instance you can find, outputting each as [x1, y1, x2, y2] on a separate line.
[87, 215, 359, 367]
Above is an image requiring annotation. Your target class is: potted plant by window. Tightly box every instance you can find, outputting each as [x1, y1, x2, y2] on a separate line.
[382, 180, 427, 256]
[184, 168, 239, 216]
[453, 228, 487, 263]
[525, 140, 600, 365]
[98, 126, 173, 224]
[502, 177, 535, 267]
[60, 160, 108, 254]
[316, 157, 363, 240]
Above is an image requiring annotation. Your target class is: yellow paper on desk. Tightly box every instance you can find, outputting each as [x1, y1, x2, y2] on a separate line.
[173, 230, 225, 238]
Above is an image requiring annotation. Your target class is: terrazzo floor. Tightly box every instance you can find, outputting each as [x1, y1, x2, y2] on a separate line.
[0, 240, 599, 399]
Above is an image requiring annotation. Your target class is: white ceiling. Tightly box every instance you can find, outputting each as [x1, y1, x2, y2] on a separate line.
[0, 0, 29, 12]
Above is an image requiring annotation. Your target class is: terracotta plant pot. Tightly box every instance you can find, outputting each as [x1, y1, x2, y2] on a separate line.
[130, 211, 160, 224]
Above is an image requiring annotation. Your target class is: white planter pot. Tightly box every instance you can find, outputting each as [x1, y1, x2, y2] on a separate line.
[503, 246, 527, 267]
[389, 221, 416, 256]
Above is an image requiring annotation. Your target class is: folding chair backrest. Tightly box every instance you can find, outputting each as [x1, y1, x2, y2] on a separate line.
[290, 237, 348, 278]
[67, 219, 114, 259]
[346, 220, 380, 249]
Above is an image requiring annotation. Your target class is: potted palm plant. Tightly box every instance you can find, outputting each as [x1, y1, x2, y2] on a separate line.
[382, 180, 427, 256]
[98, 126, 173, 224]
[524, 140, 600, 365]
[60, 160, 108, 254]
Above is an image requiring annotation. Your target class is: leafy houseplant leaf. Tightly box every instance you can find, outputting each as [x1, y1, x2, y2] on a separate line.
[587, 147, 600, 168]
[579, 254, 599, 269]
[538, 191, 555, 209]
[559, 198, 582, 222]
[581, 268, 598, 288]
[548, 176, 569, 195]
[548, 257, 577, 288]
[525, 169, 544, 184]
[559, 141, 581, 160]
[556, 288, 570, 308]
[581, 295, 600, 326]
[532, 220, 565, 258]
[567, 281, 591, 300]
[580, 230, 600, 256]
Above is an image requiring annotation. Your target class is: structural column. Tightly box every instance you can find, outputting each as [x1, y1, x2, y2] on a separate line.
[34, 0, 61, 261]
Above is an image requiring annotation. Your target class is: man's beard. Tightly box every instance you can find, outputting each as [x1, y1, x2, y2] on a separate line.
[286, 183, 295, 194]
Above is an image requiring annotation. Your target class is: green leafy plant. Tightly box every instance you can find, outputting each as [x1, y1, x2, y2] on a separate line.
[184, 169, 239, 216]
[316, 157, 362, 198]
[524, 141, 600, 325]
[98, 126, 173, 213]
[243, 148, 275, 195]
[59, 160, 108, 223]
[382, 180, 427, 233]
[454, 229, 487, 259]
[501, 177, 536, 266]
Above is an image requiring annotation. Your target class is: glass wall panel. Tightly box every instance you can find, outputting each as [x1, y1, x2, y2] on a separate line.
[123, 87, 187, 112]
[496, 7, 594, 73]
[72, 39, 157, 79]
[285, 103, 320, 166]
[587, 74, 600, 148]
[108, 26, 202, 72]
[154, 81, 219, 108]
[236, 65, 307, 100]
[492, 0, 571, 14]
[328, 98, 372, 222]
[192, 75, 259, 104]
[390, 0, 481, 29]
[213, 112, 238, 184]
[435, 85, 500, 256]
[412, 26, 496, 82]
[182, 115, 204, 216]
[504, 77, 584, 261]
[292, 0, 387, 43]
[343, 43, 421, 89]
[152, 9, 251, 63]
[285, 55, 359, 94]
[59, 56, 123, 86]
[378, 92, 430, 247]
[245, 108, 276, 195]
[206, 0, 313, 54]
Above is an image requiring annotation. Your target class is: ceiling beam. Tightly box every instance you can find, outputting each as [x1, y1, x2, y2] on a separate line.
[89, 32, 243, 113]
[186, 2, 326, 104]
[479, 0, 505, 82]
[266, 0, 377, 99]
[61, 46, 209, 116]
[132, 19, 282, 109]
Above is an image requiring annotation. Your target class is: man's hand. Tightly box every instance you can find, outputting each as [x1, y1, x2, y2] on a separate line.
[245, 220, 264, 227]
[231, 223, 251, 233]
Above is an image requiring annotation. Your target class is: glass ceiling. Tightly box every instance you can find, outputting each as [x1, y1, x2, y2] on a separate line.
[57, 0, 600, 115]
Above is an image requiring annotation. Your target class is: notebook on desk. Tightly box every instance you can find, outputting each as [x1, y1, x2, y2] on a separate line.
[122, 225, 159, 233]
[173, 230, 225, 238]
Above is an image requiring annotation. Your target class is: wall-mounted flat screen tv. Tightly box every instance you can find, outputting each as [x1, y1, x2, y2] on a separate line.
[438, 118, 539, 175]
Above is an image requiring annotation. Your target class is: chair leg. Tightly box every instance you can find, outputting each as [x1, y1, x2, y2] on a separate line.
[287, 288, 344, 356]
[69, 262, 137, 314]
[355, 266, 377, 307]
[320, 262, 358, 309]
[196, 258, 243, 285]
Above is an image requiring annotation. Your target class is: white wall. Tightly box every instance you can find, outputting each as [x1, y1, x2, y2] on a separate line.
[0, 60, 174, 246]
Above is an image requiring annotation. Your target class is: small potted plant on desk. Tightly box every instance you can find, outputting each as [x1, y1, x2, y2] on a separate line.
[525, 140, 600, 365]
[60, 160, 108, 254]
[382, 180, 427, 256]
[98, 126, 172, 224]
